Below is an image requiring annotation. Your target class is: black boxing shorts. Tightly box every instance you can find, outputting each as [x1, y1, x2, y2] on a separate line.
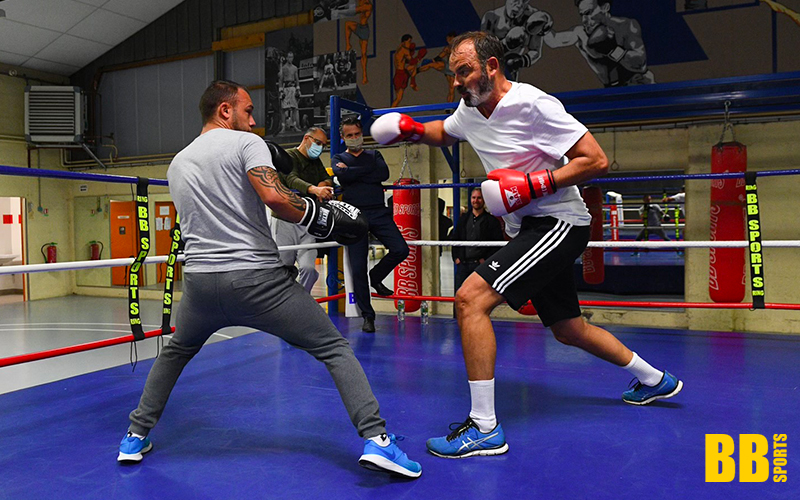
[475, 216, 590, 327]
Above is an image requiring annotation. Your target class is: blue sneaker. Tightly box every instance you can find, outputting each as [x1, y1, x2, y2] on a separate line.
[359, 434, 422, 478]
[118, 432, 153, 463]
[622, 370, 683, 405]
[426, 417, 508, 459]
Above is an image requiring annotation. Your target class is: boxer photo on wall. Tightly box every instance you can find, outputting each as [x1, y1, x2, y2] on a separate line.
[312, 50, 358, 127]
[264, 25, 314, 138]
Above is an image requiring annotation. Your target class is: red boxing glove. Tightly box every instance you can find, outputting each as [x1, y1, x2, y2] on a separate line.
[485, 168, 557, 215]
[525, 169, 557, 198]
[370, 112, 425, 145]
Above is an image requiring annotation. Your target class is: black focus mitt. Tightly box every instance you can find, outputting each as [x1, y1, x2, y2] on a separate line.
[265, 140, 294, 175]
[299, 198, 368, 245]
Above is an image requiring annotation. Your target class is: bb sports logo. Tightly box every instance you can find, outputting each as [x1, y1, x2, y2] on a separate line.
[705, 434, 787, 482]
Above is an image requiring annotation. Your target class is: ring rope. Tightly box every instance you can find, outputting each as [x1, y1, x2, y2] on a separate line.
[0, 241, 342, 276]
[382, 168, 800, 190]
[367, 293, 800, 311]
[3, 239, 799, 277]
[3, 165, 800, 190]
[403, 239, 800, 248]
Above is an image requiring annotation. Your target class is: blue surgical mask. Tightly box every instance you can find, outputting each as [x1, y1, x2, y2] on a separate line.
[308, 142, 323, 159]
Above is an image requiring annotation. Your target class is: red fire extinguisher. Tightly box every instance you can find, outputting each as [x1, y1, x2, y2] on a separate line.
[88, 240, 104, 260]
[41, 242, 57, 263]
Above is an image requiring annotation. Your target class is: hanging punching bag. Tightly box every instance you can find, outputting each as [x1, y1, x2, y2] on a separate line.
[709, 142, 746, 303]
[581, 186, 605, 284]
[393, 178, 421, 313]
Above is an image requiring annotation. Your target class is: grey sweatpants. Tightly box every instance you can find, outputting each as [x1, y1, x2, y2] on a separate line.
[128, 266, 386, 438]
[271, 217, 319, 293]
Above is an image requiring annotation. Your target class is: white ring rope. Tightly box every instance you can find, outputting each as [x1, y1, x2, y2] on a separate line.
[0, 241, 341, 276]
[2, 239, 798, 276]
[407, 240, 800, 248]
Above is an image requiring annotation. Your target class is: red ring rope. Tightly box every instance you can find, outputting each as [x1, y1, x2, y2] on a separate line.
[0, 327, 173, 368]
[369, 293, 800, 310]
[4, 292, 795, 369]
[0, 294, 346, 368]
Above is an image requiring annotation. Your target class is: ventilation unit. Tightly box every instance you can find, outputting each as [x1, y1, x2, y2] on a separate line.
[24, 86, 84, 144]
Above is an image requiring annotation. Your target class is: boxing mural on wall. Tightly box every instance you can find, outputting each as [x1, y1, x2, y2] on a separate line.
[344, 0, 374, 85]
[313, 0, 359, 22]
[418, 32, 458, 102]
[386, 0, 656, 108]
[761, 0, 800, 26]
[481, 0, 552, 82]
[543, 0, 655, 87]
[474, 0, 655, 87]
[268, 0, 800, 113]
[391, 34, 426, 107]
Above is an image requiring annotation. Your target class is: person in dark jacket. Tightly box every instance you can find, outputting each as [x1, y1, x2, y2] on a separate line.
[332, 116, 409, 333]
[451, 186, 504, 292]
[438, 198, 453, 256]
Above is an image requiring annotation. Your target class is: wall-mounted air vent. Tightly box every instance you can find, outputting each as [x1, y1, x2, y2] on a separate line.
[24, 86, 84, 143]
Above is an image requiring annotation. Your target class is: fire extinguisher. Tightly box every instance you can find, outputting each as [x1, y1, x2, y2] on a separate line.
[88, 240, 104, 260]
[41, 242, 57, 263]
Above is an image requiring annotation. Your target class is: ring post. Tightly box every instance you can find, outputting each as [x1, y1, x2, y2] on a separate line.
[328, 95, 342, 317]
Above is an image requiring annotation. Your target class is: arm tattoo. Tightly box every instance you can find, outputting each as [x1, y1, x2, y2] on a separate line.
[248, 166, 307, 212]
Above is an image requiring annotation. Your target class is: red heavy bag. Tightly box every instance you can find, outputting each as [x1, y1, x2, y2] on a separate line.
[709, 142, 746, 303]
[581, 186, 605, 284]
[393, 178, 421, 313]
[518, 300, 538, 316]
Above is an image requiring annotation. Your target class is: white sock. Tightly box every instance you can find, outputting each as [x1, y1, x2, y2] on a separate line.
[624, 352, 664, 387]
[367, 433, 390, 447]
[129, 431, 146, 440]
[468, 378, 497, 433]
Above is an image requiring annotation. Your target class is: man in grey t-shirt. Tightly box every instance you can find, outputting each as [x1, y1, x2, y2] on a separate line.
[117, 80, 421, 479]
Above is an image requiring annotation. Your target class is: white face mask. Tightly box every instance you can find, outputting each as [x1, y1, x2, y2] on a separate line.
[307, 142, 323, 159]
[344, 136, 364, 150]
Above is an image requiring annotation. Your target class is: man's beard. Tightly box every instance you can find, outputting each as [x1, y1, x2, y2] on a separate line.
[460, 69, 493, 107]
[231, 114, 250, 132]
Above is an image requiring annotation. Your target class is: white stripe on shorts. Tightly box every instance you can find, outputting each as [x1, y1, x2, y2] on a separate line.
[492, 219, 572, 295]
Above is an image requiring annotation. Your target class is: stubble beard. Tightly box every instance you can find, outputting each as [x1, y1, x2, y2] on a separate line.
[462, 68, 493, 108]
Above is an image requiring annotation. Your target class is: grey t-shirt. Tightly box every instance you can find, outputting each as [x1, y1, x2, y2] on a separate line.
[167, 128, 282, 272]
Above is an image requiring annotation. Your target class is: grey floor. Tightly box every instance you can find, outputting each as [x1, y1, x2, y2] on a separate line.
[0, 295, 256, 395]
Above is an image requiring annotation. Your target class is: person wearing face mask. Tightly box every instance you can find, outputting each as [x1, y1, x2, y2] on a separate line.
[270, 127, 335, 292]
[332, 116, 410, 333]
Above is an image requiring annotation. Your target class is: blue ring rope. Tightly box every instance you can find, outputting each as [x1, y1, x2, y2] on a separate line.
[383, 169, 800, 190]
[0, 165, 169, 186]
[2, 164, 799, 189]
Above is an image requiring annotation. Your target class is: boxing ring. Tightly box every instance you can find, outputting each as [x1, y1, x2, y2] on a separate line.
[3, 98, 800, 498]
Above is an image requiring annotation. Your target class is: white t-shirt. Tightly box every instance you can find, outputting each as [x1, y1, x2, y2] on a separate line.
[668, 193, 685, 203]
[167, 128, 282, 272]
[444, 81, 591, 228]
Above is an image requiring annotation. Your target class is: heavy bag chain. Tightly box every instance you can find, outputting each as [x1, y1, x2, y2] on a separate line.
[718, 100, 737, 145]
